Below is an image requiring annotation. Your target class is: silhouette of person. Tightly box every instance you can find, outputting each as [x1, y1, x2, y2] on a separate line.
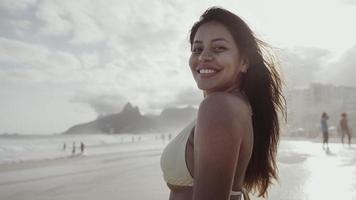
[63, 142, 66, 151]
[340, 112, 351, 146]
[72, 142, 76, 154]
[321, 112, 329, 150]
[80, 142, 85, 154]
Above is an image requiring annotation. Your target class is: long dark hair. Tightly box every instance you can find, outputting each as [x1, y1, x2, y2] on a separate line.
[189, 7, 285, 197]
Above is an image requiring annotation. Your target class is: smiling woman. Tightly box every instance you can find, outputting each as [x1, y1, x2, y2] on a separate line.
[189, 21, 248, 96]
[160, 7, 285, 200]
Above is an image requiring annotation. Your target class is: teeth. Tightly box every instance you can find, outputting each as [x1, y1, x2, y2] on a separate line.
[199, 69, 216, 74]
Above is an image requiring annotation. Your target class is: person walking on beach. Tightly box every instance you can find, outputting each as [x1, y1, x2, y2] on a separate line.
[340, 112, 351, 146]
[72, 142, 76, 154]
[321, 112, 329, 150]
[80, 142, 85, 154]
[62, 142, 66, 151]
[161, 7, 285, 200]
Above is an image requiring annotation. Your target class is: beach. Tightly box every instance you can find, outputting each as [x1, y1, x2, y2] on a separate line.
[0, 136, 355, 200]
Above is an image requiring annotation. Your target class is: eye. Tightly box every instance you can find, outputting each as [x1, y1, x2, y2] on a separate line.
[213, 46, 227, 52]
[191, 46, 203, 54]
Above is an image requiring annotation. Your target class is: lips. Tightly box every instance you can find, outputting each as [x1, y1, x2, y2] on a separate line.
[197, 68, 217, 74]
[196, 64, 220, 73]
[196, 68, 220, 79]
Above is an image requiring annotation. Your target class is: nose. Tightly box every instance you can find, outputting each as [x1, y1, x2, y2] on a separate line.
[198, 49, 213, 62]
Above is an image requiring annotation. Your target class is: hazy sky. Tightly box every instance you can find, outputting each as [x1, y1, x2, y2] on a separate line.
[1, 0, 356, 134]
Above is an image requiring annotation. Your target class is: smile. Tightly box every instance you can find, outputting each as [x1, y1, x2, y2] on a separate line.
[196, 68, 220, 79]
[198, 69, 217, 74]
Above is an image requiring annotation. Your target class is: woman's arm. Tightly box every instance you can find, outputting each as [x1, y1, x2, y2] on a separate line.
[193, 92, 250, 200]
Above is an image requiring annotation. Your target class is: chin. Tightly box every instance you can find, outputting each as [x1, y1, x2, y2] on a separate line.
[197, 83, 234, 94]
[196, 83, 213, 91]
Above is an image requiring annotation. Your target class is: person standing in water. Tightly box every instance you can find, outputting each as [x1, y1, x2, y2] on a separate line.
[80, 142, 85, 154]
[72, 142, 76, 154]
[321, 112, 329, 150]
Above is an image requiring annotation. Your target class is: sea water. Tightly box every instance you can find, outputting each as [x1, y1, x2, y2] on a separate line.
[0, 133, 166, 164]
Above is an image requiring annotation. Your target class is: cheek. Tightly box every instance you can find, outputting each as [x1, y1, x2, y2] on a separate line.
[189, 55, 197, 71]
[219, 58, 241, 79]
[217, 56, 237, 71]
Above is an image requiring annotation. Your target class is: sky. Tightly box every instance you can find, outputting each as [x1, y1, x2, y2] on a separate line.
[1, 0, 356, 134]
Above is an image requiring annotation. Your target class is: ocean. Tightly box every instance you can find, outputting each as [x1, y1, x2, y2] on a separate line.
[0, 133, 167, 165]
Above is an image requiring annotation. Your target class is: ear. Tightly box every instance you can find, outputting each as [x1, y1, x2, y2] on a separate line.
[240, 57, 249, 73]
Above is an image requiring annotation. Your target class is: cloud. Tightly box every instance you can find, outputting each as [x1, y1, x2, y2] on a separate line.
[0, 37, 50, 64]
[79, 52, 99, 69]
[35, 0, 107, 45]
[35, 1, 72, 37]
[0, 0, 37, 13]
[277, 45, 356, 89]
[341, 0, 356, 5]
[320, 45, 356, 86]
[2, 0, 355, 126]
[1, 0, 356, 134]
[0, 37, 82, 82]
[0, 37, 81, 73]
[70, 84, 200, 117]
[70, 92, 127, 115]
[170, 87, 203, 107]
[277, 47, 331, 89]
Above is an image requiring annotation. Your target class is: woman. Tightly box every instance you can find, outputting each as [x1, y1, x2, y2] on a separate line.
[161, 7, 285, 200]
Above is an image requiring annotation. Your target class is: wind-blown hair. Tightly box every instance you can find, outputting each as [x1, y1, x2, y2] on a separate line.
[189, 7, 285, 197]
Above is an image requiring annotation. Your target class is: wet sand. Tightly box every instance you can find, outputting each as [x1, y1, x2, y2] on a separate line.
[0, 140, 355, 200]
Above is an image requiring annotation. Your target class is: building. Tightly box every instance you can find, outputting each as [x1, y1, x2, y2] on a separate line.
[285, 83, 356, 137]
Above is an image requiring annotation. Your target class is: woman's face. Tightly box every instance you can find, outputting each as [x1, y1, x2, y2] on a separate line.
[189, 21, 247, 95]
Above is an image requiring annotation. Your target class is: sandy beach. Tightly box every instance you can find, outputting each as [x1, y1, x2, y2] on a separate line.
[0, 138, 355, 200]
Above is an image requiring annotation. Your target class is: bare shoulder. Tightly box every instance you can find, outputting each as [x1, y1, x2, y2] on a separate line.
[199, 92, 251, 123]
[193, 92, 252, 198]
[196, 92, 252, 140]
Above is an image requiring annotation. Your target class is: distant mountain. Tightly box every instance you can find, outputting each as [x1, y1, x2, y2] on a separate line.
[64, 102, 197, 134]
[156, 106, 197, 132]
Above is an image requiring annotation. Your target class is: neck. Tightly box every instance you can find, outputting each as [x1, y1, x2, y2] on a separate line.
[203, 73, 244, 98]
[203, 86, 241, 98]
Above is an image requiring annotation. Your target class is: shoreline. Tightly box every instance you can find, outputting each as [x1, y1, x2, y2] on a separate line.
[0, 139, 355, 200]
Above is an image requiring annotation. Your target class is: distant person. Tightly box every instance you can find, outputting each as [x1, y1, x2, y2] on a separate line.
[340, 112, 351, 146]
[62, 142, 66, 151]
[72, 142, 76, 154]
[321, 112, 329, 150]
[80, 142, 85, 154]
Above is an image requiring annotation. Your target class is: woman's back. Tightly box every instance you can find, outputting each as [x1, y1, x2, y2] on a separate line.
[161, 92, 253, 200]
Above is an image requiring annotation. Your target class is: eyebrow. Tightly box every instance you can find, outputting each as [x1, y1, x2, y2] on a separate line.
[193, 38, 229, 44]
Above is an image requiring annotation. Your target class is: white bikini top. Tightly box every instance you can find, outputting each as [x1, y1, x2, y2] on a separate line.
[160, 119, 246, 198]
[160, 119, 196, 186]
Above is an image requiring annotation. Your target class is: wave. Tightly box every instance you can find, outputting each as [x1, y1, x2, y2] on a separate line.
[0, 133, 167, 165]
